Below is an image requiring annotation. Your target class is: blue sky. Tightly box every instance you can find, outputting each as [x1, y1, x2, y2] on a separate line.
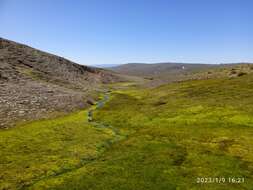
[0, 0, 252, 65]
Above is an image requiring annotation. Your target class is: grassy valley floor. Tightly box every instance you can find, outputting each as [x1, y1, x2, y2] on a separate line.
[1, 74, 253, 189]
[0, 109, 119, 190]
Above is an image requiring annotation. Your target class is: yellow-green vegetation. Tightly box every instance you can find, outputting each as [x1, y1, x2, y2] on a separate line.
[1, 73, 253, 190]
[0, 110, 117, 190]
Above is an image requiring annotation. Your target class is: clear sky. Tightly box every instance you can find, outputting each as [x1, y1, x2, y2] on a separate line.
[0, 0, 252, 65]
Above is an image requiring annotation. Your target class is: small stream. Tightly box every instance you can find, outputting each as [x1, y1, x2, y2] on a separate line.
[87, 92, 122, 139]
[87, 92, 110, 122]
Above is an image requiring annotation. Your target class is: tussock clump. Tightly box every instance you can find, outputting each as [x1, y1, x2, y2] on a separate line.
[230, 69, 237, 75]
[237, 72, 247, 77]
[153, 100, 167, 106]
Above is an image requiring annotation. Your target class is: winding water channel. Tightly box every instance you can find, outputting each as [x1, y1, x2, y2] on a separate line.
[87, 92, 110, 122]
[87, 92, 122, 139]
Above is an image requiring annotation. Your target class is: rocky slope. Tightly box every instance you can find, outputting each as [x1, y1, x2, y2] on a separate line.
[0, 38, 123, 128]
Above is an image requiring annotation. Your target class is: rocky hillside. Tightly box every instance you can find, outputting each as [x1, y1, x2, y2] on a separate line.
[0, 38, 123, 128]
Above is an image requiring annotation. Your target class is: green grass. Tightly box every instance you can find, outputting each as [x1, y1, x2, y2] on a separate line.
[0, 110, 117, 190]
[1, 74, 253, 189]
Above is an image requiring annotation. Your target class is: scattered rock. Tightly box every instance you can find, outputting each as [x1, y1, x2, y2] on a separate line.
[86, 99, 95, 105]
[18, 110, 25, 115]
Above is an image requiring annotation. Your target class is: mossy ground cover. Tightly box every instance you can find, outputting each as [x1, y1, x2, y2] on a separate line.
[1, 74, 253, 189]
[0, 110, 117, 190]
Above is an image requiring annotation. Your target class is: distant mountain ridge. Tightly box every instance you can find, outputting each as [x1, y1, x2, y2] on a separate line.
[94, 64, 122, 68]
[109, 62, 253, 87]
[109, 62, 216, 77]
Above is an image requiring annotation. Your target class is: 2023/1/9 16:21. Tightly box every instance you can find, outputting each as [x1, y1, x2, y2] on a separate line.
[197, 177, 245, 184]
